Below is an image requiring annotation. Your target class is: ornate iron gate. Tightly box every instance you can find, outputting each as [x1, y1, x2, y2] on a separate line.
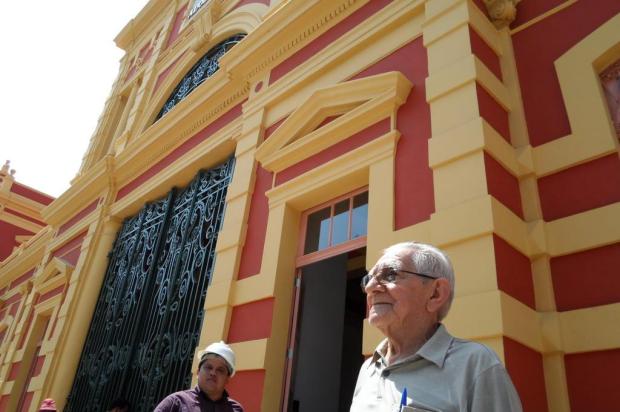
[66, 157, 235, 411]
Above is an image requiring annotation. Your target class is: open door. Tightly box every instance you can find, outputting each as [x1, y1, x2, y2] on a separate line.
[285, 249, 367, 412]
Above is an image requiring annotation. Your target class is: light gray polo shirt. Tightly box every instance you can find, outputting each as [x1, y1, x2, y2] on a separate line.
[350, 324, 523, 412]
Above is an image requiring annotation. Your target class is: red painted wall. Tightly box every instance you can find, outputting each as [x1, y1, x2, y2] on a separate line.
[4, 208, 45, 226]
[58, 199, 98, 235]
[237, 166, 271, 280]
[477, 84, 510, 142]
[351, 38, 435, 229]
[274, 119, 390, 186]
[165, 3, 189, 49]
[270, 0, 392, 85]
[538, 154, 620, 221]
[565, 348, 620, 410]
[227, 298, 274, 343]
[226, 370, 265, 412]
[0, 221, 34, 262]
[10, 183, 54, 205]
[551, 242, 620, 311]
[52, 232, 86, 266]
[503, 337, 548, 412]
[493, 235, 535, 308]
[470, 27, 502, 81]
[485, 153, 523, 218]
[512, 1, 620, 146]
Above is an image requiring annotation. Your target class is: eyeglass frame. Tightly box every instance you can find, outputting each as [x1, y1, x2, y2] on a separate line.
[360, 268, 438, 292]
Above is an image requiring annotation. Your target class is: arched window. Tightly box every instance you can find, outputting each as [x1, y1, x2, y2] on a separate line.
[155, 34, 245, 121]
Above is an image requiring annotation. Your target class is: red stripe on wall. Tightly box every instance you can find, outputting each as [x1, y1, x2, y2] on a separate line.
[58, 199, 98, 235]
[4, 208, 45, 226]
[270, 0, 392, 84]
[31, 355, 45, 378]
[351, 38, 435, 228]
[477, 84, 510, 142]
[227, 298, 274, 343]
[9, 269, 35, 290]
[237, 166, 271, 279]
[493, 235, 535, 308]
[538, 154, 620, 221]
[19, 392, 33, 412]
[35, 285, 64, 305]
[484, 153, 524, 219]
[0, 395, 9, 410]
[10, 183, 54, 205]
[565, 348, 620, 410]
[274, 119, 390, 186]
[512, 0, 571, 30]
[551, 242, 620, 311]
[154, 51, 187, 94]
[263, 116, 287, 140]
[225, 369, 265, 412]
[116, 102, 243, 200]
[165, 3, 189, 49]
[470, 27, 502, 81]
[503, 337, 548, 412]
[52, 231, 86, 266]
[512, 0, 620, 146]
[8, 362, 21, 380]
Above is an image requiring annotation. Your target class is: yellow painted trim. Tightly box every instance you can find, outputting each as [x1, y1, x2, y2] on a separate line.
[510, 0, 578, 35]
[559, 302, 620, 354]
[255, 72, 412, 173]
[532, 12, 620, 176]
[426, 54, 511, 110]
[546, 202, 620, 257]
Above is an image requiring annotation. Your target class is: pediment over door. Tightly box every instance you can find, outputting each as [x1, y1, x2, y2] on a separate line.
[255, 71, 413, 173]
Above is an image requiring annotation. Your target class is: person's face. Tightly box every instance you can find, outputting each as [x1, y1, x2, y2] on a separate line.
[197, 355, 230, 400]
[365, 248, 435, 332]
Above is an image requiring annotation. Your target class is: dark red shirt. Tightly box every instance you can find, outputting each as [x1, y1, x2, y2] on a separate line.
[153, 386, 244, 412]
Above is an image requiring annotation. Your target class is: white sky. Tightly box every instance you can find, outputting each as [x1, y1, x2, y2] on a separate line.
[1, 0, 149, 198]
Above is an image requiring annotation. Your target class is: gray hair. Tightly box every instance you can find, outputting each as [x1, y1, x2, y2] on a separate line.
[383, 242, 455, 320]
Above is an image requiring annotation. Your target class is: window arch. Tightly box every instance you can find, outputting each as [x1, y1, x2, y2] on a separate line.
[155, 34, 245, 121]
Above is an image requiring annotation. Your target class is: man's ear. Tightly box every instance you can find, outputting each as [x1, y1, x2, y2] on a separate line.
[426, 278, 450, 314]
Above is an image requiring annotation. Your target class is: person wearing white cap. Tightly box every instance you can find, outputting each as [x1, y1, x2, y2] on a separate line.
[154, 341, 244, 411]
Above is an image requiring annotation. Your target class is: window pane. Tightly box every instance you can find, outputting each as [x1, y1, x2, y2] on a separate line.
[351, 192, 368, 239]
[305, 207, 331, 254]
[332, 200, 350, 246]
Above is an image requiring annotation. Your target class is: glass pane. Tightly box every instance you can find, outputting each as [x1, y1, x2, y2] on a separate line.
[305, 207, 331, 254]
[351, 192, 368, 239]
[332, 200, 350, 246]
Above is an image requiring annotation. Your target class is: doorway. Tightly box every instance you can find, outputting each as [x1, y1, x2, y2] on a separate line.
[287, 248, 367, 412]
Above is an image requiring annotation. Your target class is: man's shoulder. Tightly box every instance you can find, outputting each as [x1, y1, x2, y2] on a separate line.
[449, 337, 503, 369]
[226, 396, 245, 412]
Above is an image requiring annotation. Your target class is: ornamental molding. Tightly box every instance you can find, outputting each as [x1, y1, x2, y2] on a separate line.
[255, 71, 412, 173]
[483, 0, 521, 29]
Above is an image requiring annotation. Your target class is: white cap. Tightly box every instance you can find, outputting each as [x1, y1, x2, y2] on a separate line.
[199, 341, 236, 376]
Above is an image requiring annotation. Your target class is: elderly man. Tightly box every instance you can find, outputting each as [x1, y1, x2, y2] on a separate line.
[154, 341, 244, 412]
[350, 242, 522, 412]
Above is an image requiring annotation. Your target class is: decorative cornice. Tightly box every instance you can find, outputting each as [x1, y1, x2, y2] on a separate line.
[223, 0, 368, 82]
[483, 0, 521, 29]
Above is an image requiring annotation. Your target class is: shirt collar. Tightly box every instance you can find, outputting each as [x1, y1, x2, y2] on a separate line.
[194, 385, 230, 402]
[371, 324, 453, 369]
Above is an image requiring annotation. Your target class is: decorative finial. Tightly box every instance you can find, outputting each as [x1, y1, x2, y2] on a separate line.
[483, 0, 521, 29]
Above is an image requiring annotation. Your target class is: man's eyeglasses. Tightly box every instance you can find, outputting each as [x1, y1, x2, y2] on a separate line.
[360, 268, 437, 292]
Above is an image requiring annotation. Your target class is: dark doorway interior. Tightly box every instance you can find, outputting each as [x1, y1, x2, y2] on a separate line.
[289, 248, 367, 412]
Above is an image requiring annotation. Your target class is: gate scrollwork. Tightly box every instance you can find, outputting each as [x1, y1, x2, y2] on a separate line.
[66, 157, 235, 411]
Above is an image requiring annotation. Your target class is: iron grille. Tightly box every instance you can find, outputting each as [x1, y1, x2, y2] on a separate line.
[155, 34, 245, 121]
[66, 157, 235, 411]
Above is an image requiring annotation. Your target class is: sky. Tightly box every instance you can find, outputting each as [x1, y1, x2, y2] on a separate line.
[1, 0, 149, 197]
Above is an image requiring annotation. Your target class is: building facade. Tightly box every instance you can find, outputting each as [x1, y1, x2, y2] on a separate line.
[1, 0, 619, 411]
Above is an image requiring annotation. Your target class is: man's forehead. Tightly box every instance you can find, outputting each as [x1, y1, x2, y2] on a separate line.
[373, 249, 410, 269]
